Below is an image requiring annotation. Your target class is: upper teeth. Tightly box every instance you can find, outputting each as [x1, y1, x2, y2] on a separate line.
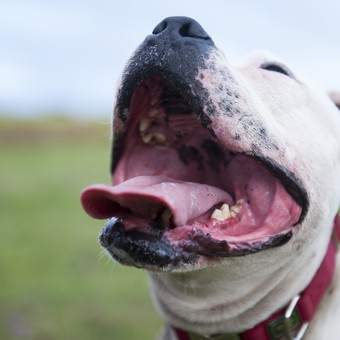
[141, 131, 166, 144]
[149, 108, 159, 117]
[211, 200, 243, 221]
[139, 117, 152, 133]
[139, 109, 167, 145]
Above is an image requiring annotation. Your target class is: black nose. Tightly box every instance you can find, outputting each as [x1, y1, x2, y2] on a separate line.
[152, 16, 212, 41]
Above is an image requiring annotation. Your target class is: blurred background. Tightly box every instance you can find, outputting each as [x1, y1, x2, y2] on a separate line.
[0, 1, 339, 339]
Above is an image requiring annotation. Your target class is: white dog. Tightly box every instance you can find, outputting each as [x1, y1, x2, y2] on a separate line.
[81, 17, 340, 339]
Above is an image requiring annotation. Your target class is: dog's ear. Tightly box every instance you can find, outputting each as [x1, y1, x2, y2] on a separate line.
[329, 91, 340, 110]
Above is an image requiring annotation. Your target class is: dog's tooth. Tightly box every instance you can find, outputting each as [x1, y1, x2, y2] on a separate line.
[149, 108, 159, 117]
[211, 201, 243, 221]
[230, 200, 243, 217]
[141, 133, 153, 144]
[211, 208, 224, 221]
[211, 203, 231, 221]
[140, 117, 166, 144]
[221, 203, 231, 216]
[233, 200, 243, 211]
[140, 117, 152, 133]
[152, 132, 166, 144]
[141, 132, 166, 145]
[161, 209, 172, 225]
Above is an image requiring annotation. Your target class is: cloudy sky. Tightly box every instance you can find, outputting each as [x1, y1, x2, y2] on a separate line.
[1, 0, 339, 119]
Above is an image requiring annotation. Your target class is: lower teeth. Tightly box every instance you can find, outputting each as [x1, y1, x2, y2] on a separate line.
[211, 200, 243, 221]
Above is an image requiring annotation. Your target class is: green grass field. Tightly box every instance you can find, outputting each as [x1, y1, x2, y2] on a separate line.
[0, 118, 162, 339]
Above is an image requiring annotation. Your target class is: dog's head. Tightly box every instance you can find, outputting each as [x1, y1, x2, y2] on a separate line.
[81, 17, 340, 273]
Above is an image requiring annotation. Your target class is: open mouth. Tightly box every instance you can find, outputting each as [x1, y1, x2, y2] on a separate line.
[81, 77, 305, 269]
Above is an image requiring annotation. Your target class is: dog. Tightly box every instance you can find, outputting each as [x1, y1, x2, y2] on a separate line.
[81, 17, 340, 339]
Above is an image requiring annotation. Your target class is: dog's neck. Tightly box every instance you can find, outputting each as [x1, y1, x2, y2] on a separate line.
[149, 226, 333, 336]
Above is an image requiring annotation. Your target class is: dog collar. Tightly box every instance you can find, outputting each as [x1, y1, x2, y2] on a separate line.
[173, 212, 340, 340]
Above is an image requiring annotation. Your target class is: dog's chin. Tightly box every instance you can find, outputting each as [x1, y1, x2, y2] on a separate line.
[99, 218, 198, 272]
[99, 216, 294, 272]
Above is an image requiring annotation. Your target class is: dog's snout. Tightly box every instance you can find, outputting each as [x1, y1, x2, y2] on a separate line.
[152, 16, 211, 41]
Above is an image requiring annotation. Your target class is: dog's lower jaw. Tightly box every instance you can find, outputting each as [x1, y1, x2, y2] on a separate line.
[148, 231, 331, 336]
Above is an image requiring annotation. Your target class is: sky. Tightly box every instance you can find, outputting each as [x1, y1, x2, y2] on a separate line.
[0, 0, 339, 119]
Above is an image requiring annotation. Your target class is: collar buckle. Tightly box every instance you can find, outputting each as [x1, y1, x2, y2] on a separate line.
[283, 295, 309, 340]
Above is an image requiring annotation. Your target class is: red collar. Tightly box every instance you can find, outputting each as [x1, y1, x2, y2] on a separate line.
[174, 213, 340, 340]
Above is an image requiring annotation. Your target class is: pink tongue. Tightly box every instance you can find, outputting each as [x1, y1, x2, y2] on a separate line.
[81, 176, 233, 227]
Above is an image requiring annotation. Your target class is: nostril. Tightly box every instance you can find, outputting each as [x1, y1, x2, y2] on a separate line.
[179, 22, 210, 40]
[152, 21, 168, 35]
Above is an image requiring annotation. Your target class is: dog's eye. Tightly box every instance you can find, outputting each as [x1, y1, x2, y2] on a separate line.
[260, 62, 293, 78]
